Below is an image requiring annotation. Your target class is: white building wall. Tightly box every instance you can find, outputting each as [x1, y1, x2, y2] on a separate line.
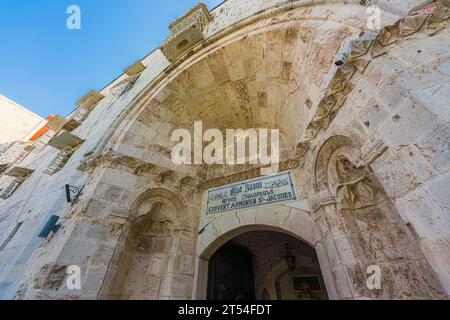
[0, 95, 47, 144]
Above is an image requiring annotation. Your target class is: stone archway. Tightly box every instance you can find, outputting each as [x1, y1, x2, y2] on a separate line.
[86, 5, 406, 300]
[205, 230, 330, 300]
[8, 0, 449, 301]
[194, 205, 338, 300]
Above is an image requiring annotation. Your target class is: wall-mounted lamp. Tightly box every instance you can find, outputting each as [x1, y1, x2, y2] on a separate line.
[284, 243, 296, 271]
[65, 184, 84, 206]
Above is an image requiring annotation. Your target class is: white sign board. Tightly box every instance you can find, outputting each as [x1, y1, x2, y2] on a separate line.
[206, 171, 298, 215]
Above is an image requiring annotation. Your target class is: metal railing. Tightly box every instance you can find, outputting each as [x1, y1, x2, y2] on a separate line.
[0, 178, 25, 200]
[44, 146, 77, 175]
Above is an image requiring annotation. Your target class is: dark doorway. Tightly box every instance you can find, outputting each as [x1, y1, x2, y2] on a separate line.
[207, 242, 255, 300]
[206, 230, 328, 300]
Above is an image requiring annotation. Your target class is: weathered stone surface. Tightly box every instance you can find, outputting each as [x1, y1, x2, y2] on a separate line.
[0, 0, 449, 300]
[34, 263, 67, 290]
[416, 124, 450, 174]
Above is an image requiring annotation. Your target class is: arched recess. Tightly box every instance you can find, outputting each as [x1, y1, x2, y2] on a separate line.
[194, 206, 338, 300]
[314, 135, 362, 192]
[311, 135, 447, 299]
[100, 188, 196, 300]
[130, 188, 184, 223]
[95, 3, 401, 183]
[98, 0, 404, 155]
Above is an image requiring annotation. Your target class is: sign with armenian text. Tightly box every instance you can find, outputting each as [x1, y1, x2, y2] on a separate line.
[206, 171, 298, 215]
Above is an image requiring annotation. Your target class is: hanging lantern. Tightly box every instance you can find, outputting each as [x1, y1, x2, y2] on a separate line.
[284, 243, 296, 271]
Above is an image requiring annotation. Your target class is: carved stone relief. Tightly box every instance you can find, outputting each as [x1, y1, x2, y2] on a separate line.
[312, 135, 447, 299]
[333, 156, 385, 211]
[135, 202, 175, 237]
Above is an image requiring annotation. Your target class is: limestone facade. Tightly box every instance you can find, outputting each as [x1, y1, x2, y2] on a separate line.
[0, 0, 449, 300]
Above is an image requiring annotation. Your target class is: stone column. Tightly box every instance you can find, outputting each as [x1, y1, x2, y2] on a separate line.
[310, 191, 360, 299]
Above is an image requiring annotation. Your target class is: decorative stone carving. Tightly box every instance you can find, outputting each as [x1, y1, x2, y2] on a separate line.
[314, 135, 359, 192]
[148, 220, 173, 236]
[313, 136, 387, 211]
[179, 176, 200, 193]
[33, 263, 67, 290]
[431, 0, 450, 22]
[295, 142, 309, 160]
[147, 202, 174, 237]
[314, 95, 338, 123]
[329, 64, 356, 94]
[134, 200, 177, 237]
[348, 32, 378, 60]
[399, 15, 428, 37]
[78, 150, 200, 190]
[334, 156, 385, 211]
[311, 190, 336, 214]
[379, 19, 403, 45]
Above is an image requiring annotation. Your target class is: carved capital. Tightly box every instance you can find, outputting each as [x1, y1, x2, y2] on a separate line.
[295, 142, 310, 160]
[107, 209, 134, 225]
[311, 191, 337, 213]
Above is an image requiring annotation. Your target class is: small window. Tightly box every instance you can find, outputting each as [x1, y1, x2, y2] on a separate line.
[292, 275, 322, 292]
[177, 39, 189, 50]
[44, 146, 79, 175]
[62, 119, 81, 132]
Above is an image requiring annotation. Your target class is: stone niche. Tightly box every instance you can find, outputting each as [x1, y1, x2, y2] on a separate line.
[103, 189, 195, 300]
[310, 135, 447, 299]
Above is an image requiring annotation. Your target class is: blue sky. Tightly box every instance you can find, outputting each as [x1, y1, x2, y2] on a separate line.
[0, 0, 223, 117]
